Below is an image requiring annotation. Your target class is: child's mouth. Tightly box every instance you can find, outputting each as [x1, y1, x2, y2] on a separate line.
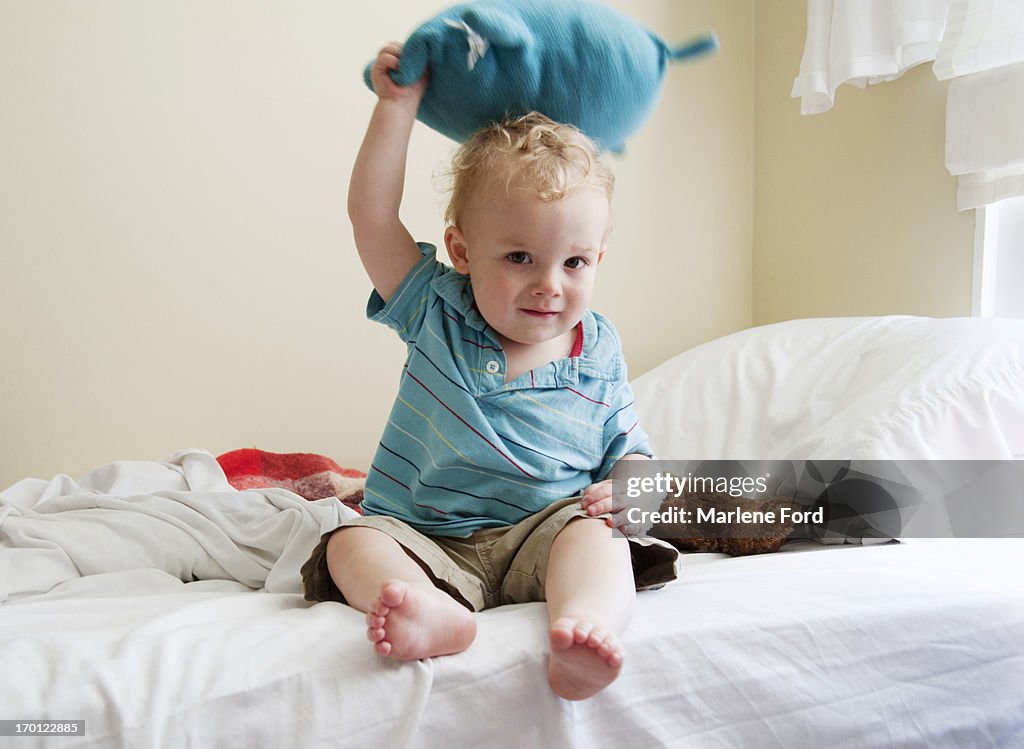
[521, 309, 558, 318]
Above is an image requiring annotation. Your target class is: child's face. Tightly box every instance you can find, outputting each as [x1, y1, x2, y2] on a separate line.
[445, 185, 609, 350]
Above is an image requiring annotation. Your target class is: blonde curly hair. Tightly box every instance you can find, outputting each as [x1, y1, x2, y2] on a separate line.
[443, 112, 614, 229]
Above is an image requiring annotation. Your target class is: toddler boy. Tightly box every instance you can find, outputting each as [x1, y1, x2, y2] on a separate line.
[301, 42, 676, 701]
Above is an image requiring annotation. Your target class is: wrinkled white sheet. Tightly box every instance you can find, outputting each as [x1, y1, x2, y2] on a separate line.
[2, 456, 1023, 748]
[0, 449, 355, 600]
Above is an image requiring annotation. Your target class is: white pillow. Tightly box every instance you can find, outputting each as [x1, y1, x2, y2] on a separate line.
[631, 316, 1024, 460]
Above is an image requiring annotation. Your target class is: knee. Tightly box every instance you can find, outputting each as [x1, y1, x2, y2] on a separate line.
[553, 516, 631, 559]
[559, 515, 623, 544]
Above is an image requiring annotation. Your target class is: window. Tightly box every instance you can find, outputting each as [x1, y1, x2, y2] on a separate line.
[974, 195, 1024, 319]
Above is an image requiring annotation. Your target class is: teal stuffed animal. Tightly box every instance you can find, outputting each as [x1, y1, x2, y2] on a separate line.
[366, 0, 717, 152]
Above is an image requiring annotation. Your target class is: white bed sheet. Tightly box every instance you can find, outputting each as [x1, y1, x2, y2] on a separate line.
[2, 453, 1023, 747]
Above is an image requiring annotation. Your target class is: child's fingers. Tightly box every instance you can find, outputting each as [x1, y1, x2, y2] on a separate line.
[378, 42, 403, 58]
[371, 42, 428, 99]
[584, 496, 614, 516]
[584, 479, 642, 513]
[371, 44, 403, 80]
[581, 485, 612, 515]
[373, 54, 401, 82]
[583, 479, 654, 534]
[580, 480, 612, 504]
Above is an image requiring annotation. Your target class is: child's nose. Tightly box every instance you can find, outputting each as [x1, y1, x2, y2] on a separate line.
[532, 268, 561, 296]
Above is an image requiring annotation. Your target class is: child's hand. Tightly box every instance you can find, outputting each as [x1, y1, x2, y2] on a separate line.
[581, 479, 615, 519]
[369, 42, 428, 104]
[582, 480, 643, 535]
[581, 470, 649, 536]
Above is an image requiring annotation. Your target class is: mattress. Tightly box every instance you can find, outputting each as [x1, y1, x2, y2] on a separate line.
[2, 450, 1022, 747]
[4, 315, 1024, 747]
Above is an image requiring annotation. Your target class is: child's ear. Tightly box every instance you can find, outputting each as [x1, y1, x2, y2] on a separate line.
[445, 226, 471, 274]
[597, 249, 605, 265]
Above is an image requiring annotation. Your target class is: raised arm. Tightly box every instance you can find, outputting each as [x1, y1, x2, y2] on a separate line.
[348, 43, 428, 302]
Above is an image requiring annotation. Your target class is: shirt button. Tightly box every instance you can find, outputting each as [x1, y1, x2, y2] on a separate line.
[486, 360, 500, 374]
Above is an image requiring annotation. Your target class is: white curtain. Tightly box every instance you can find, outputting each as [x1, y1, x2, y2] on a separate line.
[933, 0, 1024, 78]
[935, 1, 1024, 209]
[791, 0, 952, 115]
[792, 0, 1024, 210]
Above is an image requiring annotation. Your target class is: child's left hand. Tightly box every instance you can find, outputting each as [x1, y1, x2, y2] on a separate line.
[581, 474, 648, 536]
[581, 480, 615, 520]
[582, 455, 653, 534]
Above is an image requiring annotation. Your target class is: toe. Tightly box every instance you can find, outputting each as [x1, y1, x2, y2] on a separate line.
[549, 618, 577, 650]
[584, 626, 606, 648]
[378, 580, 407, 608]
[572, 623, 594, 643]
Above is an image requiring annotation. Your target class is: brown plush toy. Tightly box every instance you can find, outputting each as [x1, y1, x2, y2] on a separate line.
[650, 490, 800, 556]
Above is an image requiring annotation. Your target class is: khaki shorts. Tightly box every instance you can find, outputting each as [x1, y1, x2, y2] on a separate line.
[300, 496, 679, 612]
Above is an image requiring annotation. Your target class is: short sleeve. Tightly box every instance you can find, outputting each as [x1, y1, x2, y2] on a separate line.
[594, 378, 654, 481]
[366, 243, 448, 344]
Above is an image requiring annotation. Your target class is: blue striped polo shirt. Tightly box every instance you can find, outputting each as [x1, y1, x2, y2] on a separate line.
[361, 244, 652, 537]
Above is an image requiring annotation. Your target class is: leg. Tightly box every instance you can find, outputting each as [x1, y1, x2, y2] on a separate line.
[325, 526, 476, 659]
[544, 517, 636, 700]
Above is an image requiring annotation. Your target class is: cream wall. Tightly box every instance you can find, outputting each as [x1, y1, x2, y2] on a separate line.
[753, 1, 975, 324]
[1, 1, 752, 487]
[0, 1, 982, 488]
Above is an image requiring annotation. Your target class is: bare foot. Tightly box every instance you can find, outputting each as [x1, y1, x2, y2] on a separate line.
[365, 579, 476, 660]
[547, 616, 624, 700]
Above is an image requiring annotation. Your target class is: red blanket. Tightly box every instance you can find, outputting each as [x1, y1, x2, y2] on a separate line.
[217, 449, 364, 514]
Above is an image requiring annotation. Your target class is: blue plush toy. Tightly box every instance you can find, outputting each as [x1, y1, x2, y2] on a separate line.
[366, 0, 717, 152]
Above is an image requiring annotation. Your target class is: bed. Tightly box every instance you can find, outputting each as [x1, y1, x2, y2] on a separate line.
[3, 315, 1023, 748]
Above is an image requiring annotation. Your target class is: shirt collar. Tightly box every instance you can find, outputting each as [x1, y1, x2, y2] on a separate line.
[431, 266, 621, 384]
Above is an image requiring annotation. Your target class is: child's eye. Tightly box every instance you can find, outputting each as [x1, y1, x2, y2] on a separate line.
[564, 257, 588, 269]
[506, 251, 530, 265]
